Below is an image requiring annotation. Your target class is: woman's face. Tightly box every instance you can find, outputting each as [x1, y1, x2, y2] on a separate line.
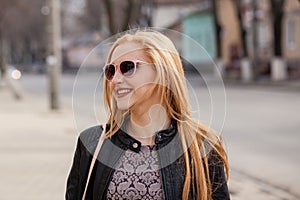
[109, 41, 159, 111]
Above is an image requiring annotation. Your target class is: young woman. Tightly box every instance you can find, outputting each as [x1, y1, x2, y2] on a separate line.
[66, 29, 230, 200]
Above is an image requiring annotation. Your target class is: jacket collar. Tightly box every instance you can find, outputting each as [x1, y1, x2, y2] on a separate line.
[112, 119, 177, 153]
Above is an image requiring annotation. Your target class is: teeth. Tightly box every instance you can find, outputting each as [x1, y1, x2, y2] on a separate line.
[117, 89, 131, 95]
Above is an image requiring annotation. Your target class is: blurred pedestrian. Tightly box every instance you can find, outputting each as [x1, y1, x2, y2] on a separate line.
[66, 29, 230, 200]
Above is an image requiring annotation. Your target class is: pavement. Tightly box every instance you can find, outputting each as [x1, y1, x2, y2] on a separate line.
[1, 81, 300, 200]
[224, 78, 300, 92]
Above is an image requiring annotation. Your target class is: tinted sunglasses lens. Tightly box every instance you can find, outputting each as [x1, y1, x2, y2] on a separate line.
[120, 61, 135, 76]
[104, 64, 115, 80]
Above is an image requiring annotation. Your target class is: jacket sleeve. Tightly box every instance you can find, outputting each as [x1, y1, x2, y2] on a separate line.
[208, 151, 231, 200]
[65, 125, 102, 200]
[65, 137, 83, 200]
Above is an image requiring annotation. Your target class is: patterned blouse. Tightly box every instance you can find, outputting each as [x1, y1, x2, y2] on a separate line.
[106, 145, 163, 199]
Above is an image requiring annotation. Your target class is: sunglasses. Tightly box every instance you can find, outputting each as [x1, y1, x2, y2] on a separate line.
[103, 60, 151, 81]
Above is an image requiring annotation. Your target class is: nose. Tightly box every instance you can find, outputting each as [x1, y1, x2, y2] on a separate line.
[110, 67, 123, 84]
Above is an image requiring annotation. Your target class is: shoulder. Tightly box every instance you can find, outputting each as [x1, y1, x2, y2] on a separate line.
[203, 143, 229, 196]
[207, 148, 224, 166]
[78, 125, 104, 151]
[202, 140, 224, 165]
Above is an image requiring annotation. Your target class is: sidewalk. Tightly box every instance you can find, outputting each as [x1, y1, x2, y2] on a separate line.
[224, 78, 300, 92]
[0, 86, 299, 200]
[229, 170, 299, 200]
[0, 87, 76, 200]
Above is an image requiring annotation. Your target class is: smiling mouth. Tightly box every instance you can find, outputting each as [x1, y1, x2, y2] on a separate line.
[115, 89, 133, 98]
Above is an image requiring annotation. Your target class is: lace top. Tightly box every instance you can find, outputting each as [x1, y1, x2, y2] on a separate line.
[106, 145, 163, 199]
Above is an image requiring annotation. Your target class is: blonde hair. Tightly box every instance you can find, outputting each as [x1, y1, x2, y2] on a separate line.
[103, 29, 229, 200]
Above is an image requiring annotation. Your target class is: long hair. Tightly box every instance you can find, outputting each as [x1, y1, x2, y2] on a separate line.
[103, 29, 229, 200]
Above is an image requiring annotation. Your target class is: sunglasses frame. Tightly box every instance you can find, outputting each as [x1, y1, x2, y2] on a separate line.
[103, 59, 151, 81]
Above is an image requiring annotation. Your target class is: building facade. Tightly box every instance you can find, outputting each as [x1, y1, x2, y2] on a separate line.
[151, 0, 300, 78]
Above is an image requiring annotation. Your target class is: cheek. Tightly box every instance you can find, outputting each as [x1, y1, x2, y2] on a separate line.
[129, 70, 158, 99]
[135, 68, 157, 83]
[132, 84, 156, 101]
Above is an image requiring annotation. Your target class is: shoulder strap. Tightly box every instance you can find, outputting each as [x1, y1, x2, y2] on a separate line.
[82, 124, 106, 200]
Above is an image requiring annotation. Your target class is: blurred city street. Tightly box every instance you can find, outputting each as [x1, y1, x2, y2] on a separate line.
[1, 73, 299, 199]
[1, 0, 300, 199]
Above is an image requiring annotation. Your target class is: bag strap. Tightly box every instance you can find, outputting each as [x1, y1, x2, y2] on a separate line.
[82, 124, 106, 200]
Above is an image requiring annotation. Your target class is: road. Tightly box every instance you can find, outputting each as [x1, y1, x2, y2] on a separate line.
[20, 72, 300, 197]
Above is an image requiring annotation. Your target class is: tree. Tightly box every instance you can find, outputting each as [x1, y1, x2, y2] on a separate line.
[269, 0, 287, 80]
[231, 0, 253, 81]
[212, 0, 222, 59]
[0, 0, 47, 98]
[77, 0, 103, 32]
[270, 0, 285, 57]
[0, 0, 18, 78]
[211, 0, 226, 77]
[104, 0, 142, 35]
[0, 0, 47, 67]
[77, 0, 146, 36]
[0, 31, 5, 79]
[232, 0, 248, 58]
[46, 0, 62, 110]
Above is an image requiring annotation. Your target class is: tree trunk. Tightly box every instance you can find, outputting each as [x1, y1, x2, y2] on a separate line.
[232, 0, 252, 81]
[270, 0, 287, 81]
[212, 0, 222, 58]
[47, 0, 62, 110]
[233, 0, 248, 57]
[252, 0, 259, 80]
[270, 0, 285, 56]
[104, 0, 143, 35]
[0, 37, 6, 80]
[241, 58, 252, 82]
[125, 0, 142, 30]
[104, 0, 117, 35]
[212, 0, 224, 77]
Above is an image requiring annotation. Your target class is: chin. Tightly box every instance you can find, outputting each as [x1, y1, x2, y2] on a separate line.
[116, 101, 131, 111]
[115, 95, 135, 111]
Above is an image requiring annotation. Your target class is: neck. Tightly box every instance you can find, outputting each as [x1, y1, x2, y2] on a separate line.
[128, 104, 171, 145]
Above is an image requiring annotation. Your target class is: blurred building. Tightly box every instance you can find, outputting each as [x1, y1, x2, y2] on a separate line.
[284, 0, 300, 78]
[62, 0, 300, 78]
[239, 0, 300, 78]
[151, 0, 239, 73]
[150, 0, 300, 78]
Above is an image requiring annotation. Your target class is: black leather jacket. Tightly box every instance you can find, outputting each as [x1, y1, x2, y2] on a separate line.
[65, 123, 230, 200]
